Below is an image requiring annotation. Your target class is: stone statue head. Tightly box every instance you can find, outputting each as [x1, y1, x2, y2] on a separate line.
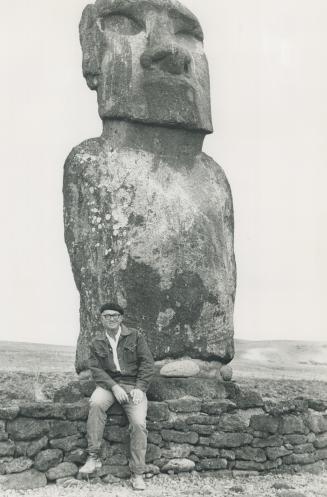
[80, 0, 213, 133]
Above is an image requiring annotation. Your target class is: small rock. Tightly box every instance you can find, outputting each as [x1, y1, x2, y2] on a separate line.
[277, 492, 306, 497]
[102, 474, 120, 483]
[162, 458, 195, 473]
[160, 360, 200, 378]
[56, 477, 80, 487]
[1, 469, 47, 490]
[272, 482, 294, 490]
[3, 457, 33, 474]
[46, 462, 78, 481]
[220, 365, 233, 381]
[229, 485, 244, 493]
[34, 449, 63, 472]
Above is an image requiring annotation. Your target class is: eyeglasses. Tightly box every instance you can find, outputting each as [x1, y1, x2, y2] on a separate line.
[102, 314, 121, 320]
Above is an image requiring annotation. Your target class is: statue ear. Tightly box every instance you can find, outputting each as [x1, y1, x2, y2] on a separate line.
[79, 4, 102, 90]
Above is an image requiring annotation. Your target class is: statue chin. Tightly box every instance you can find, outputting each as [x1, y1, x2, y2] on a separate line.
[98, 78, 213, 133]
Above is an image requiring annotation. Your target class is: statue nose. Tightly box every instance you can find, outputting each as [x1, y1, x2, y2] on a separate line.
[140, 44, 191, 75]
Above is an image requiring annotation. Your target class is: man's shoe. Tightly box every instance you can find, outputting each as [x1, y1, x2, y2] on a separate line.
[131, 474, 146, 491]
[79, 456, 102, 474]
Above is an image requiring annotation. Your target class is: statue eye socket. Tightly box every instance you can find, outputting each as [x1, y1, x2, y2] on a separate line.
[100, 14, 143, 36]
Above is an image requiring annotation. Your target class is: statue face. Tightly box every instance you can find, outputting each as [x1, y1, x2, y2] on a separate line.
[80, 0, 213, 133]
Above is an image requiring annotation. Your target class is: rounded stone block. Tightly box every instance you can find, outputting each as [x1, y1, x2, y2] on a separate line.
[1, 469, 47, 490]
[162, 458, 195, 473]
[148, 377, 227, 401]
[160, 360, 200, 378]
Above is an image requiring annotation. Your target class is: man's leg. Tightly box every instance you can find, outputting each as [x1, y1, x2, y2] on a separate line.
[79, 386, 115, 474]
[121, 385, 148, 488]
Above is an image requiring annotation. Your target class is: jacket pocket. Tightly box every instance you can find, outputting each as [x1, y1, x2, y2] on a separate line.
[123, 342, 137, 364]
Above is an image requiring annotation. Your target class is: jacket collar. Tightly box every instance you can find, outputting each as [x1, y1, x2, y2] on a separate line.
[95, 323, 132, 342]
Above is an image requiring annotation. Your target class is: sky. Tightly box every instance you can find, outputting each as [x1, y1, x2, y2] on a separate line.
[0, 0, 326, 346]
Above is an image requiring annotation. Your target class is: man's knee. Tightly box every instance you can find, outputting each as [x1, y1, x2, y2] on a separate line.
[89, 397, 108, 411]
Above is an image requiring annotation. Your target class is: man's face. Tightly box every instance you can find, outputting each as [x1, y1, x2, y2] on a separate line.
[80, 0, 213, 133]
[101, 310, 123, 331]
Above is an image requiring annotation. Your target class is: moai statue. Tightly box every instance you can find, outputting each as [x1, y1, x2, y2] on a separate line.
[63, 0, 236, 374]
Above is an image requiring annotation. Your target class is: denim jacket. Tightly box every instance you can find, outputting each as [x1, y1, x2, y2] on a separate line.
[88, 324, 155, 392]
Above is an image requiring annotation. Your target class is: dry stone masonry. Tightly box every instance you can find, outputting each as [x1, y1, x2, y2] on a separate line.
[1, 384, 327, 490]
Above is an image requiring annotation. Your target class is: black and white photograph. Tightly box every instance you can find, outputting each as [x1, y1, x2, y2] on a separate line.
[0, 0, 326, 495]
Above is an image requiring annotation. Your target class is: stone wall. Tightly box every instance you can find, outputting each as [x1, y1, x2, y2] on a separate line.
[1, 385, 327, 489]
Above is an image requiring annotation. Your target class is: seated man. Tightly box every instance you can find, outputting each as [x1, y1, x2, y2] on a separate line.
[79, 302, 155, 491]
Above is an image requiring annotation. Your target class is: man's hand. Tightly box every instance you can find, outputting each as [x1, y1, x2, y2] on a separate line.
[130, 388, 144, 405]
[112, 385, 129, 404]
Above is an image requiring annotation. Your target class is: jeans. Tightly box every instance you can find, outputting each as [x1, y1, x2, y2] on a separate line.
[87, 385, 148, 475]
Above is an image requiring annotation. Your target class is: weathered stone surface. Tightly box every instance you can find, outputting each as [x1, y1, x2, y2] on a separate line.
[147, 432, 162, 445]
[104, 426, 129, 443]
[250, 415, 279, 434]
[234, 389, 264, 409]
[15, 436, 48, 457]
[198, 458, 228, 470]
[283, 453, 316, 465]
[49, 434, 87, 452]
[34, 449, 63, 471]
[65, 0, 236, 373]
[201, 400, 237, 415]
[220, 365, 233, 381]
[186, 414, 220, 425]
[315, 448, 327, 460]
[293, 443, 314, 454]
[279, 416, 306, 434]
[167, 397, 202, 413]
[145, 444, 161, 463]
[49, 420, 78, 439]
[235, 447, 266, 462]
[147, 402, 170, 421]
[307, 413, 327, 433]
[19, 403, 66, 419]
[0, 406, 20, 420]
[210, 433, 252, 448]
[65, 401, 89, 421]
[233, 460, 265, 471]
[162, 458, 195, 473]
[160, 360, 200, 378]
[218, 414, 248, 432]
[314, 434, 327, 449]
[1, 469, 47, 490]
[53, 383, 83, 403]
[46, 462, 79, 481]
[0, 441, 15, 457]
[64, 448, 87, 465]
[273, 492, 305, 497]
[191, 424, 215, 435]
[266, 446, 292, 460]
[283, 434, 308, 445]
[2, 457, 33, 474]
[148, 377, 227, 401]
[7, 418, 49, 440]
[265, 399, 308, 415]
[162, 430, 198, 445]
[0, 421, 7, 441]
[191, 446, 219, 458]
[99, 465, 130, 479]
[221, 449, 236, 460]
[161, 444, 192, 459]
[252, 435, 283, 448]
[307, 399, 327, 412]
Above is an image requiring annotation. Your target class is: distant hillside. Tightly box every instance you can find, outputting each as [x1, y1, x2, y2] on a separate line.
[0, 339, 326, 381]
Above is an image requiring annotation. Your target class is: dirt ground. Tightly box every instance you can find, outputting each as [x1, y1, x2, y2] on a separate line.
[1, 471, 327, 497]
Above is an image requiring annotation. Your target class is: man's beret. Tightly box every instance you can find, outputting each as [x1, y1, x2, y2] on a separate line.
[99, 302, 124, 315]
